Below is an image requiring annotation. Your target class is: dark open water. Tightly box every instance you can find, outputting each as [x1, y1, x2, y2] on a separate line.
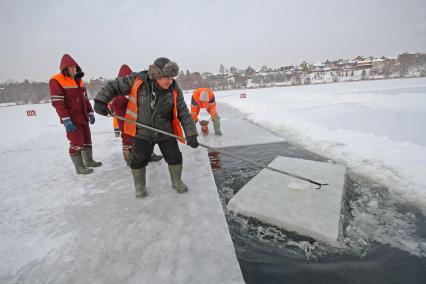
[208, 142, 426, 284]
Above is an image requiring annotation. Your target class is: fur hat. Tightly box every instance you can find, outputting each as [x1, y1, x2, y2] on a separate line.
[148, 57, 179, 80]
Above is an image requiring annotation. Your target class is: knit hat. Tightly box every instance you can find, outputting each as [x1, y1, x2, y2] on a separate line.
[199, 91, 209, 102]
[148, 57, 179, 80]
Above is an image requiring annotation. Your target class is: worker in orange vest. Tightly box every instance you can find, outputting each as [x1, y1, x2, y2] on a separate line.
[191, 88, 222, 135]
[49, 54, 102, 174]
[94, 57, 198, 198]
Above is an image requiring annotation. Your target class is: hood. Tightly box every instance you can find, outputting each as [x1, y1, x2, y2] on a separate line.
[60, 54, 79, 71]
[118, 64, 132, 78]
[60, 54, 84, 79]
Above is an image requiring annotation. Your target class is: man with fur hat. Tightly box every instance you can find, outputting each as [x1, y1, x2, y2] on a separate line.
[111, 64, 163, 166]
[94, 57, 198, 198]
[49, 54, 102, 174]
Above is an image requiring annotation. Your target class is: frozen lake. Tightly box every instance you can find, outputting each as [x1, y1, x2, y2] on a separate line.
[1, 77, 425, 283]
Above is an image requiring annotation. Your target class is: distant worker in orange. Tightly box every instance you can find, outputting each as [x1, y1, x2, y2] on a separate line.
[191, 88, 222, 135]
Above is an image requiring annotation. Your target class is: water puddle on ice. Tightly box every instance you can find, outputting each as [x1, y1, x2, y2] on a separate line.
[208, 142, 426, 284]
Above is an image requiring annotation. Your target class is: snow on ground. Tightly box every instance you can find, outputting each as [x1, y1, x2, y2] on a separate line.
[215, 77, 426, 214]
[193, 103, 284, 148]
[0, 103, 244, 283]
[1, 77, 426, 282]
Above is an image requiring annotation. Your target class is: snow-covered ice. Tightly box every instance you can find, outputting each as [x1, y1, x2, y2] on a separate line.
[0, 103, 244, 283]
[1, 77, 426, 282]
[227, 156, 347, 244]
[191, 103, 285, 148]
[216, 77, 426, 213]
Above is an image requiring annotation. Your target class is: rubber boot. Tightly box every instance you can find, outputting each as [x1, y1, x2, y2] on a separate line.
[122, 146, 132, 166]
[70, 152, 93, 174]
[81, 148, 102, 167]
[149, 152, 163, 162]
[168, 164, 188, 193]
[212, 116, 222, 136]
[131, 167, 147, 198]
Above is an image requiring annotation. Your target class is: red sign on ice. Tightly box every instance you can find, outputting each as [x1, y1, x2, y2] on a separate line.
[26, 109, 37, 116]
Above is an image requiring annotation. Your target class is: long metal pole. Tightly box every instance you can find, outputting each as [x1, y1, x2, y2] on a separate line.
[112, 114, 328, 189]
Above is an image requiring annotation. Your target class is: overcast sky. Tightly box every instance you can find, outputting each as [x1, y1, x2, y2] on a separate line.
[0, 0, 425, 82]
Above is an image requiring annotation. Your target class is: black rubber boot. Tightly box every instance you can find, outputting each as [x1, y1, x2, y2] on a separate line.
[122, 146, 132, 166]
[212, 116, 222, 135]
[149, 152, 163, 162]
[168, 164, 188, 193]
[81, 148, 102, 167]
[131, 167, 147, 198]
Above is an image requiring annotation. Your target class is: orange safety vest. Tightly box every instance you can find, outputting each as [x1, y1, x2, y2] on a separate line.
[51, 73, 85, 89]
[191, 88, 215, 109]
[124, 77, 185, 143]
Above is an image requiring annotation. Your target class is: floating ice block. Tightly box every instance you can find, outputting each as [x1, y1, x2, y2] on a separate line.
[227, 156, 346, 244]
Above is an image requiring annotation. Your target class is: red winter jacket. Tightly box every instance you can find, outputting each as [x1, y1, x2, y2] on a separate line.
[111, 64, 132, 117]
[49, 54, 93, 125]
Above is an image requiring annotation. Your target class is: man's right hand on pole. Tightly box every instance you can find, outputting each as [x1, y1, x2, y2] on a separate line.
[186, 135, 199, 148]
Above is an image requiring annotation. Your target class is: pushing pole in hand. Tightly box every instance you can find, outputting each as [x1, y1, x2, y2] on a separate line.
[111, 114, 328, 189]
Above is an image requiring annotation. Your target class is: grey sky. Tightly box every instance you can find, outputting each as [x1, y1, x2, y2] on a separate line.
[0, 0, 425, 82]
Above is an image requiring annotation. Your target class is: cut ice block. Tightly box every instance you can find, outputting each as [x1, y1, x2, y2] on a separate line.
[227, 156, 346, 244]
[287, 182, 311, 191]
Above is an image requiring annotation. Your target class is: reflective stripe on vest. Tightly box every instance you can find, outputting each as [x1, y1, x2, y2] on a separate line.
[124, 77, 185, 143]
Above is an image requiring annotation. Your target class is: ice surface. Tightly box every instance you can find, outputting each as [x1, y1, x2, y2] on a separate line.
[184, 102, 285, 148]
[0, 103, 244, 283]
[227, 156, 347, 244]
[287, 182, 311, 191]
[2, 78, 425, 282]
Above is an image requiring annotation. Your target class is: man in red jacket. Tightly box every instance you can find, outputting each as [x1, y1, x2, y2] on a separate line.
[111, 64, 163, 166]
[49, 54, 102, 174]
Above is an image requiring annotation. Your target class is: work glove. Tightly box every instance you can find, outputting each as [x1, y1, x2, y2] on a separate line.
[186, 135, 199, 148]
[94, 100, 111, 116]
[89, 113, 96, 124]
[63, 118, 77, 132]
